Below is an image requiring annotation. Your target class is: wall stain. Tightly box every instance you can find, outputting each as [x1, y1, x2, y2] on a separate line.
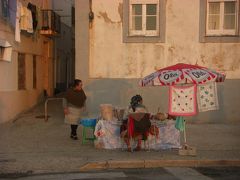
[167, 0, 176, 18]
[200, 55, 206, 64]
[98, 10, 121, 24]
[212, 54, 224, 69]
[230, 59, 240, 71]
[168, 46, 175, 53]
[154, 45, 164, 70]
[168, 45, 175, 65]
[140, 58, 146, 77]
[125, 57, 135, 76]
[118, 3, 123, 22]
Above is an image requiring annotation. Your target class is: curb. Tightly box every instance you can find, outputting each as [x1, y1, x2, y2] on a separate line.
[79, 159, 240, 171]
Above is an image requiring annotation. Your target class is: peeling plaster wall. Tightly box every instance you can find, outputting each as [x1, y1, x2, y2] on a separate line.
[75, 0, 240, 123]
[90, 0, 166, 78]
[90, 0, 240, 79]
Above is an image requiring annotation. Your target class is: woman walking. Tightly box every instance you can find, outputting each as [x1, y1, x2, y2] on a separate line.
[64, 79, 87, 140]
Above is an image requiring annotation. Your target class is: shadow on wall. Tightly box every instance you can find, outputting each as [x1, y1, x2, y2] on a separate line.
[84, 79, 132, 115]
[84, 79, 240, 123]
[209, 83, 226, 123]
[0, 99, 6, 123]
[84, 78, 170, 116]
[190, 83, 226, 123]
[187, 80, 240, 123]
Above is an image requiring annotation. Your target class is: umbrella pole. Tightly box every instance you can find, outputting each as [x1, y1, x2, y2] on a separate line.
[183, 120, 187, 145]
[179, 119, 197, 156]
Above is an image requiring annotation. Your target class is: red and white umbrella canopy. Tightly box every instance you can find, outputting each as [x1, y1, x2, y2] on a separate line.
[140, 63, 226, 86]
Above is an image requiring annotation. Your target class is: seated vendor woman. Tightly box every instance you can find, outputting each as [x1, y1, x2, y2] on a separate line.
[120, 95, 151, 152]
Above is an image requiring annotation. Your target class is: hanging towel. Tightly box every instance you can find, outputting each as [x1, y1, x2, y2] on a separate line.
[1, 0, 9, 18]
[175, 116, 185, 132]
[15, 0, 21, 42]
[169, 85, 197, 116]
[9, 0, 16, 27]
[197, 82, 219, 112]
[27, 2, 38, 30]
[20, 6, 33, 33]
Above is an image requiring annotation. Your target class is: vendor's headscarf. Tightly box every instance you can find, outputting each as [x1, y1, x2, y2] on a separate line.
[130, 94, 143, 112]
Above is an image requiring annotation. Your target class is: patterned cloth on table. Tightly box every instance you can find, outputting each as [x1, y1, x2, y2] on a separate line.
[197, 82, 219, 112]
[94, 120, 122, 149]
[94, 120, 180, 150]
[169, 85, 197, 116]
[147, 120, 181, 150]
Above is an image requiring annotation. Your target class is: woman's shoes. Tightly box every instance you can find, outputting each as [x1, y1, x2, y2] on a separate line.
[127, 146, 141, 152]
[70, 135, 78, 140]
[134, 146, 141, 151]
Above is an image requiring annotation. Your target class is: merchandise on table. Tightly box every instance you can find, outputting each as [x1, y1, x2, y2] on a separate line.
[100, 104, 114, 121]
[94, 119, 180, 150]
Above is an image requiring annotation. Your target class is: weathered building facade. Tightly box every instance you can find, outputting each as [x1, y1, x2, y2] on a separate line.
[0, 0, 55, 123]
[75, 0, 240, 123]
[0, 0, 75, 123]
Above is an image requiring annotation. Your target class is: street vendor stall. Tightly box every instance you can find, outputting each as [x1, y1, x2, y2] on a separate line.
[139, 63, 226, 155]
[94, 118, 180, 150]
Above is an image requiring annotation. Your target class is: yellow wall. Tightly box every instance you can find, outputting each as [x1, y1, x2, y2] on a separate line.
[0, 0, 53, 123]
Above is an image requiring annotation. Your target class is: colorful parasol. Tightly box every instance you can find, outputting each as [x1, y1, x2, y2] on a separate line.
[139, 63, 226, 153]
[140, 63, 225, 86]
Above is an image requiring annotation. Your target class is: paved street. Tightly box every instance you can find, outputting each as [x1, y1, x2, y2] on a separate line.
[1, 167, 240, 180]
[0, 101, 240, 175]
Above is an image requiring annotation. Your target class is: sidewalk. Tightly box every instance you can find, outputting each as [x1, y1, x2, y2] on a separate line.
[0, 100, 240, 174]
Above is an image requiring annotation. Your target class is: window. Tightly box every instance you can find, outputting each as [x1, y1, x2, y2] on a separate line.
[199, 0, 240, 42]
[129, 1, 159, 36]
[18, 53, 26, 90]
[207, 0, 238, 35]
[123, 0, 166, 43]
[41, 10, 61, 34]
[33, 55, 37, 89]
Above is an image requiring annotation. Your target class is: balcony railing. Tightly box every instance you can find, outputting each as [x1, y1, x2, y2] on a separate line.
[40, 10, 61, 36]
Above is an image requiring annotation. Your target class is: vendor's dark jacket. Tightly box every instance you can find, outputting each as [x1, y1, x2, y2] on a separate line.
[65, 88, 86, 108]
[134, 114, 151, 133]
[120, 114, 151, 134]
